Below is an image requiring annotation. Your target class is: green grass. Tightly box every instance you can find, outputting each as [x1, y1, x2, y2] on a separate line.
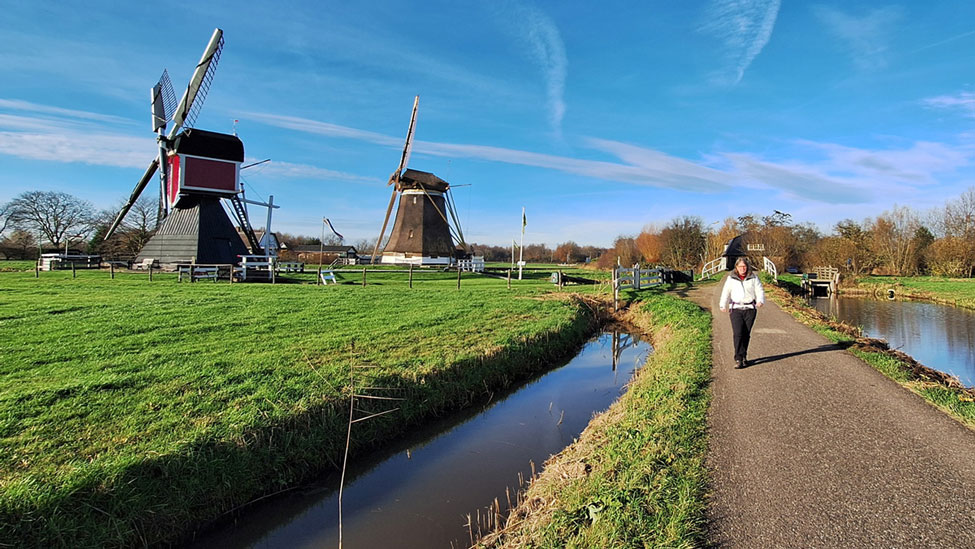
[0, 266, 603, 547]
[479, 291, 712, 548]
[0, 260, 36, 272]
[851, 275, 975, 309]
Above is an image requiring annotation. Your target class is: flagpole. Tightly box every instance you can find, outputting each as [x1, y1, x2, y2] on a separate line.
[319, 217, 325, 274]
[518, 207, 525, 280]
[510, 239, 515, 269]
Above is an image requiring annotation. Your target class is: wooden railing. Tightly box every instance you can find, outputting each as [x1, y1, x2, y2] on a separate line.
[701, 257, 724, 279]
[763, 256, 777, 281]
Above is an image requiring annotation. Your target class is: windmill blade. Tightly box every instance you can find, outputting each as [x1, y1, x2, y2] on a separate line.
[167, 28, 224, 139]
[389, 95, 419, 185]
[151, 69, 176, 132]
[370, 188, 398, 264]
[105, 158, 159, 240]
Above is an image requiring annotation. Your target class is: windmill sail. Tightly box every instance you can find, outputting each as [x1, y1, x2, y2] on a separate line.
[168, 28, 224, 139]
[373, 95, 419, 263]
[151, 70, 176, 133]
[105, 158, 160, 239]
[104, 28, 225, 242]
[392, 95, 419, 183]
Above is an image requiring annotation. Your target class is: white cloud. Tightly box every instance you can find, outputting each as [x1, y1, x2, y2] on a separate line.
[242, 111, 400, 147]
[700, 0, 781, 85]
[0, 98, 133, 125]
[813, 5, 902, 70]
[500, 2, 568, 134]
[0, 130, 153, 168]
[245, 159, 380, 185]
[248, 110, 975, 204]
[923, 92, 975, 118]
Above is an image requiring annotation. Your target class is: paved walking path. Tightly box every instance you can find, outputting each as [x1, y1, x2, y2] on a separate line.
[684, 278, 975, 547]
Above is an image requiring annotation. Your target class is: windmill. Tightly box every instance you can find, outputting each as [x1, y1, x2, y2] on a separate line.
[371, 96, 468, 266]
[105, 28, 263, 267]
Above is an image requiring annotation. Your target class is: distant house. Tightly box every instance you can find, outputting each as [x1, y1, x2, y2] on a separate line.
[253, 231, 285, 256]
[292, 245, 358, 264]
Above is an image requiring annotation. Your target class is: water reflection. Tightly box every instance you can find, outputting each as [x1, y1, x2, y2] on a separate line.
[188, 330, 651, 549]
[809, 296, 975, 387]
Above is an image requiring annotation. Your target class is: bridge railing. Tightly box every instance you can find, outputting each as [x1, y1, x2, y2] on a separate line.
[763, 256, 777, 281]
[701, 257, 724, 280]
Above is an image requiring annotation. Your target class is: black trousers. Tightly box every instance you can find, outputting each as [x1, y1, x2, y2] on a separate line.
[730, 308, 757, 361]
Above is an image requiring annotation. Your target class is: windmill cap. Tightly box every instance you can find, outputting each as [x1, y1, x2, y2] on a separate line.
[399, 168, 449, 192]
[171, 129, 244, 162]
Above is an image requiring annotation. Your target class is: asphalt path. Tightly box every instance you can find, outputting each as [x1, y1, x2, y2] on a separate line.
[684, 277, 975, 548]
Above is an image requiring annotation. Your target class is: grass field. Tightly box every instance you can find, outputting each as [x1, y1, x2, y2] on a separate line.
[0, 262, 606, 547]
[850, 275, 975, 310]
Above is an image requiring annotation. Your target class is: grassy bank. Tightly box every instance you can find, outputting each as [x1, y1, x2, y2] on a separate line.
[477, 291, 712, 548]
[848, 275, 975, 310]
[764, 275, 975, 429]
[0, 265, 604, 547]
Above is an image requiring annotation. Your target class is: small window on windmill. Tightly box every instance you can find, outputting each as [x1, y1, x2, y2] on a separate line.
[747, 244, 765, 252]
[408, 229, 414, 239]
[413, 196, 417, 204]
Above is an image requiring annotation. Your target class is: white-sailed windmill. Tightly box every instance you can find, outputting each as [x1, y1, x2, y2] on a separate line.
[105, 28, 265, 267]
[370, 96, 469, 266]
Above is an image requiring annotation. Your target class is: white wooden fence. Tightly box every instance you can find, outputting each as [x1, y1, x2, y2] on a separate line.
[701, 257, 724, 280]
[763, 256, 777, 281]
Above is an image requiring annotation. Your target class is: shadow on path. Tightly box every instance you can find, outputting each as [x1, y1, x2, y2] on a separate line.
[744, 341, 854, 368]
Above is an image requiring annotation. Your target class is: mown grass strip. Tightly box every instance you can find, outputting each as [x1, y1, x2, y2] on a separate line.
[764, 274, 975, 429]
[477, 291, 712, 548]
[0, 267, 603, 547]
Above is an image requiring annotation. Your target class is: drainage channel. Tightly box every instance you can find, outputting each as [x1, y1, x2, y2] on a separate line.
[188, 330, 652, 548]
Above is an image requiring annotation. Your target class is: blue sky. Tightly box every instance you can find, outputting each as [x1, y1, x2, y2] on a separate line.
[1, 0, 974, 247]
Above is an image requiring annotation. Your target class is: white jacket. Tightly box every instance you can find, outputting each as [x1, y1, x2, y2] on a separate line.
[719, 272, 765, 310]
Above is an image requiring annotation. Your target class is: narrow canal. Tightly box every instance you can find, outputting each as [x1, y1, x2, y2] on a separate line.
[189, 330, 652, 548]
[810, 296, 975, 387]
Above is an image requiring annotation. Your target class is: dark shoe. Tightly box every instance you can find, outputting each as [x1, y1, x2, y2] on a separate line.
[735, 359, 744, 369]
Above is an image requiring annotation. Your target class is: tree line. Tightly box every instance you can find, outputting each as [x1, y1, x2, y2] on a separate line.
[8, 187, 975, 277]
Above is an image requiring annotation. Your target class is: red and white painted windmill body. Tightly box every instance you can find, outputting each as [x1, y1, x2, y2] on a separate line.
[105, 28, 266, 267]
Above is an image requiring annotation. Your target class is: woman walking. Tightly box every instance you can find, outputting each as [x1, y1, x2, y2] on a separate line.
[719, 257, 765, 368]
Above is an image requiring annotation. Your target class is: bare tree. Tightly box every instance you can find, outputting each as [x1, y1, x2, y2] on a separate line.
[8, 191, 93, 249]
[554, 241, 582, 263]
[941, 187, 975, 239]
[871, 206, 923, 275]
[660, 216, 705, 271]
[0, 229, 37, 259]
[636, 224, 664, 264]
[832, 219, 875, 275]
[0, 201, 11, 238]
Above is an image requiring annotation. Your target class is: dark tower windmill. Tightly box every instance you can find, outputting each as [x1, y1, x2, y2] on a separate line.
[371, 96, 468, 266]
[105, 28, 262, 267]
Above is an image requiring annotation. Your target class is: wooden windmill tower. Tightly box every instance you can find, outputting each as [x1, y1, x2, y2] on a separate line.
[371, 96, 468, 266]
[105, 28, 263, 267]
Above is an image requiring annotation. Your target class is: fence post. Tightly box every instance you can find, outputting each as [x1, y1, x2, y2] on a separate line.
[409, 263, 413, 289]
[110, 263, 115, 280]
[456, 266, 461, 290]
[613, 267, 619, 312]
[35, 262, 39, 278]
[149, 265, 153, 282]
[271, 265, 276, 285]
[507, 269, 511, 290]
[362, 268, 366, 287]
[72, 262, 76, 279]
